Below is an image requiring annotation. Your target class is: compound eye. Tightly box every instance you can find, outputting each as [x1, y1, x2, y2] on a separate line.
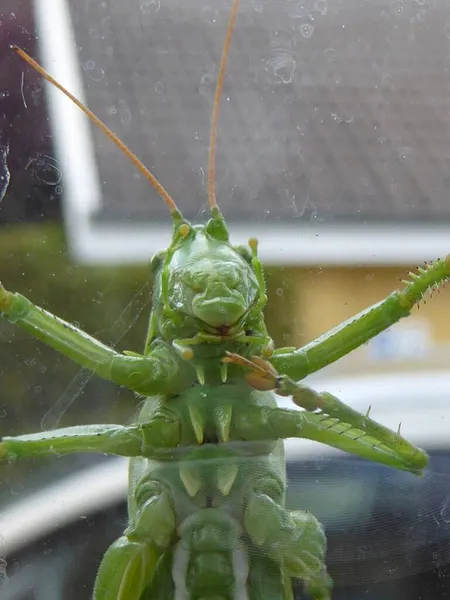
[150, 250, 166, 274]
[234, 245, 252, 264]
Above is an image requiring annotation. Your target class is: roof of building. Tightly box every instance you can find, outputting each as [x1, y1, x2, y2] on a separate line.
[35, 0, 450, 263]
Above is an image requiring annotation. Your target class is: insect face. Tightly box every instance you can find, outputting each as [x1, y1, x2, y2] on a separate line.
[166, 223, 261, 334]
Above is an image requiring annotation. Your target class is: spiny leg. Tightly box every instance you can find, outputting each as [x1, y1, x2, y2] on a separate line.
[0, 407, 188, 460]
[0, 424, 144, 459]
[224, 353, 428, 473]
[0, 283, 183, 395]
[269, 256, 450, 380]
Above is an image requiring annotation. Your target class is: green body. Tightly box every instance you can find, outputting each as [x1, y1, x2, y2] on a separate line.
[0, 209, 448, 599]
[4, 8, 450, 596]
[128, 384, 287, 600]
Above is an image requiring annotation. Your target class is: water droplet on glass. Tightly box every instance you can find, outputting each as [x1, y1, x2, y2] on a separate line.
[314, 0, 328, 16]
[300, 23, 314, 39]
[199, 73, 214, 98]
[288, 4, 311, 19]
[7, 452, 17, 464]
[397, 145, 412, 161]
[119, 104, 132, 125]
[324, 47, 337, 63]
[416, 9, 427, 22]
[0, 145, 10, 204]
[82, 60, 105, 82]
[200, 6, 220, 23]
[140, 0, 161, 14]
[267, 51, 296, 84]
[445, 22, 450, 40]
[440, 498, 450, 523]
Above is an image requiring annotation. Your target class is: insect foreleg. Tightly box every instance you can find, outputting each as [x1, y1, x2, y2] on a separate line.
[93, 536, 159, 600]
[0, 283, 187, 395]
[270, 255, 450, 380]
[244, 476, 332, 600]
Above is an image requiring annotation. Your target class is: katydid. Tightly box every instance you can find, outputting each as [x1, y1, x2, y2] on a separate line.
[2, 0, 450, 598]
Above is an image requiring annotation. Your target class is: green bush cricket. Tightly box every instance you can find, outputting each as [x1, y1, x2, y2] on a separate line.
[2, 0, 450, 598]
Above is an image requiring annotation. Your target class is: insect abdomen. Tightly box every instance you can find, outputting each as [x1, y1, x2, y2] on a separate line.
[174, 509, 249, 600]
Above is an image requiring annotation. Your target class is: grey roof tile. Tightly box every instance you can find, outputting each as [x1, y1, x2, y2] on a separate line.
[66, 0, 450, 225]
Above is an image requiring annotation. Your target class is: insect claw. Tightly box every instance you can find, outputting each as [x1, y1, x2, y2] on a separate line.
[262, 338, 275, 357]
[214, 405, 232, 443]
[250, 355, 277, 374]
[195, 365, 205, 385]
[123, 350, 143, 357]
[365, 405, 372, 418]
[220, 362, 228, 383]
[272, 346, 296, 355]
[172, 339, 195, 360]
[180, 465, 202, 497]
[216, 463, 238, 496]
[397, 422, 402, 435]
[188, 404, 204, 444]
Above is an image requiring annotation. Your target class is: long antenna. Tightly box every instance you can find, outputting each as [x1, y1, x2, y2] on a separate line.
[208, 0, 240, 211]
[13, 46, 180, 216]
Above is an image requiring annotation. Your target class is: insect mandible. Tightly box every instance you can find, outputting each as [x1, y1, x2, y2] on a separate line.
[2, 0, 450, 599]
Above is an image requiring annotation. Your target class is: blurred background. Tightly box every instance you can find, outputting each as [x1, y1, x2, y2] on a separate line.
[1, 0, 450, 598]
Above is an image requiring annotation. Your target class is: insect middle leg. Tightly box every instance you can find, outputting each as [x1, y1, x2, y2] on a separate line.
[0, 408, 187, 459]
[224, 352, 428, 473]
[0, 424, 144, 459]
[270, 255, 450, 380]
